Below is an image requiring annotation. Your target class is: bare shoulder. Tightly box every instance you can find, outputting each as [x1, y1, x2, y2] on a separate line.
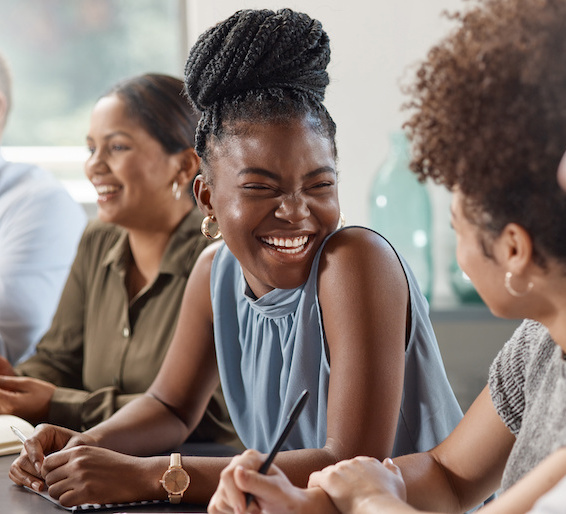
[319, 227, 405, 281]
[181, 241, 224, 319]
[191, 241, 223, 277]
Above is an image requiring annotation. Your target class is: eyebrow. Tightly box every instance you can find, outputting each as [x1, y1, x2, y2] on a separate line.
[237, 166, 336, 179]
[86, 131, 133, 142]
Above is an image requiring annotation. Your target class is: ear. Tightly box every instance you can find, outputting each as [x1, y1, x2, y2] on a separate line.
[193, 174, 213, 216]
[173, 147, 201, 189]
[496, 223, 534, 274]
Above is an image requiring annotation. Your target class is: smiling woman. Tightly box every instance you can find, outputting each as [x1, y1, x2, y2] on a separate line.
[2, 74, 238, 451]
[9, 9, 461, 510]
[194, 119, 339, 296]
[85, 93, 191, 231]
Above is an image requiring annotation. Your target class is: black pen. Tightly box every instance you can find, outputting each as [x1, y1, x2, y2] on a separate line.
[245, 389, 309, 507]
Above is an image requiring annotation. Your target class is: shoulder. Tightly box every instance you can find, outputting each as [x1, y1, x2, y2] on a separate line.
[316, 227, 409, 316]
[488, 319, 551, 433]
[492, 319, 553, 371]
[318, 227, 406, 281]
[76, 220, 123, 260]
[2, 166, 82, 216]
[193, 241, 224, 277]
[11, 164, 75, 203]
[80, 219, 122, 244]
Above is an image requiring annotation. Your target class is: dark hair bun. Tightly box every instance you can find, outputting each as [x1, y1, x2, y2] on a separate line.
[184, 8, 330, 111]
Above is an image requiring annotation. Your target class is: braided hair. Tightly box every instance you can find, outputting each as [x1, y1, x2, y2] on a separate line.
[184, 8, 336, 167]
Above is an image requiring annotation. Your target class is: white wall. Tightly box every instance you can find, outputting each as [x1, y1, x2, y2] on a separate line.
[185, 0, 462, 302]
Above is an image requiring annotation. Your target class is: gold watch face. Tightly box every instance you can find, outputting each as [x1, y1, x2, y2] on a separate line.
[161, 468, 190, 494]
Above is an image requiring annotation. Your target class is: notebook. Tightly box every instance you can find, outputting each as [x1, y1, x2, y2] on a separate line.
[25, 486, 168, 511]
[0, 414, 34, 455]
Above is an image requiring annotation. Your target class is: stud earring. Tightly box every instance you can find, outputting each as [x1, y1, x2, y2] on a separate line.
[337, 212, 346, 229]
[172, 181, 181, 201]
[201, 215, 222, 240]
[504, 271, 533, 297]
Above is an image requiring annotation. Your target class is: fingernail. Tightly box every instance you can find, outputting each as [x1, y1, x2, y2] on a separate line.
[384, 458, 393, 465]
[35, 463, 41, 474]
[32, 481, 41, 491]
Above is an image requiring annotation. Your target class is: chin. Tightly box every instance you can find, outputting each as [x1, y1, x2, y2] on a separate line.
[96, 209, 120, 226]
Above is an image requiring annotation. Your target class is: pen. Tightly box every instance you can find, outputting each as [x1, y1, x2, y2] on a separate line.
[11, 425, 28, 444]
[245, 389, 309, 507]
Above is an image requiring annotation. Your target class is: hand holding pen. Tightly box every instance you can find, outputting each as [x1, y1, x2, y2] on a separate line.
[8, 423, 80, 494]
[208, 390, 310, 513]
[245, 389, 309, 507]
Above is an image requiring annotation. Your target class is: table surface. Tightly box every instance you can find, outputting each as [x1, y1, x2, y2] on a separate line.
[0, 442, 240, 513]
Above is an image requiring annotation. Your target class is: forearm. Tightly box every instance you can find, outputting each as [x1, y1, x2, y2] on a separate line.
[49, 386, 140, 431]
[274, 447, 349, 488]
[126, 454, 235, 505]
[352, 495, 420, 514]
[16, 349, 82, 386]
[84, 394, 191, 456]
[395, 452, 462, 512]
[184, 455, 243, 504]
[398, 388, 513, 513]
[478, 448, 566, 514]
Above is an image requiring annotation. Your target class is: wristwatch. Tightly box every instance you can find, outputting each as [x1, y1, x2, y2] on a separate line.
[159, 453, 190, 503]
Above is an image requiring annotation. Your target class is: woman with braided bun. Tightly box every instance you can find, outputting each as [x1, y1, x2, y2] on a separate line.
[8, 8, 461, 509]
[210, 1, 566, 513]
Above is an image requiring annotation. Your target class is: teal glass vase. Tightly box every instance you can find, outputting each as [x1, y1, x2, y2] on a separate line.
[449, 257, 483, 304]
[369, 131, 434, 302]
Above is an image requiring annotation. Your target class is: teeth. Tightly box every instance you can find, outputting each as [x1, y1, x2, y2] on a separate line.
[95, 185, 121, 195]
[261, 235, 308, 253]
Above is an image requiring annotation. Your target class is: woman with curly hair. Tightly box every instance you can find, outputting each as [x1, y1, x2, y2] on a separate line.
[6, 8, 462, 508]
[208, 0, 566, 512]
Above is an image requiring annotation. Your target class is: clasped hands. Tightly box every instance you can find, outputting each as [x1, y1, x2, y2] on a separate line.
[208, 449, 407, 514]
[8, 424, 146, 507]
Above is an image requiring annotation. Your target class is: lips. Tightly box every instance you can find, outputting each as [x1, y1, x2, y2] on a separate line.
[260, 235, 309, 254]
[95, 184, 122, 195]
[93, 183, 123, 202]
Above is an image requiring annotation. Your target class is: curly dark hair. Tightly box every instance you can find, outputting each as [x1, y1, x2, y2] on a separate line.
[403, 0, 566, 266]
[183, 8, 336, 170]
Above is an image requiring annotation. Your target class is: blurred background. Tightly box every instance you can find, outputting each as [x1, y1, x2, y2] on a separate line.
[0, 0, 521, 411]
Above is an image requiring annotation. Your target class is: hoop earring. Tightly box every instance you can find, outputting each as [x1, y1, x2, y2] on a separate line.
[504, 271, 533, 298]
[172, 181, 181, 201]
[201, 215, 222, 240]
[337, 212, 346, 229]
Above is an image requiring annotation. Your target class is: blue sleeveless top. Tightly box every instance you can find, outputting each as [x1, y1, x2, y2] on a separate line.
[210, 227, 462, 455]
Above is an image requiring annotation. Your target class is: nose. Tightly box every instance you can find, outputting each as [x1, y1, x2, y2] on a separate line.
[274, 193, 310, 223]
[85, 149, 109, 178]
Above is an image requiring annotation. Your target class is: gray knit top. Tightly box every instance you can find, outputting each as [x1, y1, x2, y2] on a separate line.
[489, 319, 566, 490]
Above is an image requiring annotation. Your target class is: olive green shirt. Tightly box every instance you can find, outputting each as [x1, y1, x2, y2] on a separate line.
[16, 209, 240, 448]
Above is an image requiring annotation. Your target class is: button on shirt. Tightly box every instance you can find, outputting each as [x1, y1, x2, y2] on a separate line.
[16, 209, 240, 448]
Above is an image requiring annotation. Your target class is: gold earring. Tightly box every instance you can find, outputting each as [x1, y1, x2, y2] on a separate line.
[201, 215, 222, 240]
[337, 212, 346, 229]
[172, 181, 181, 201]
[504, 271, 533, 297]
